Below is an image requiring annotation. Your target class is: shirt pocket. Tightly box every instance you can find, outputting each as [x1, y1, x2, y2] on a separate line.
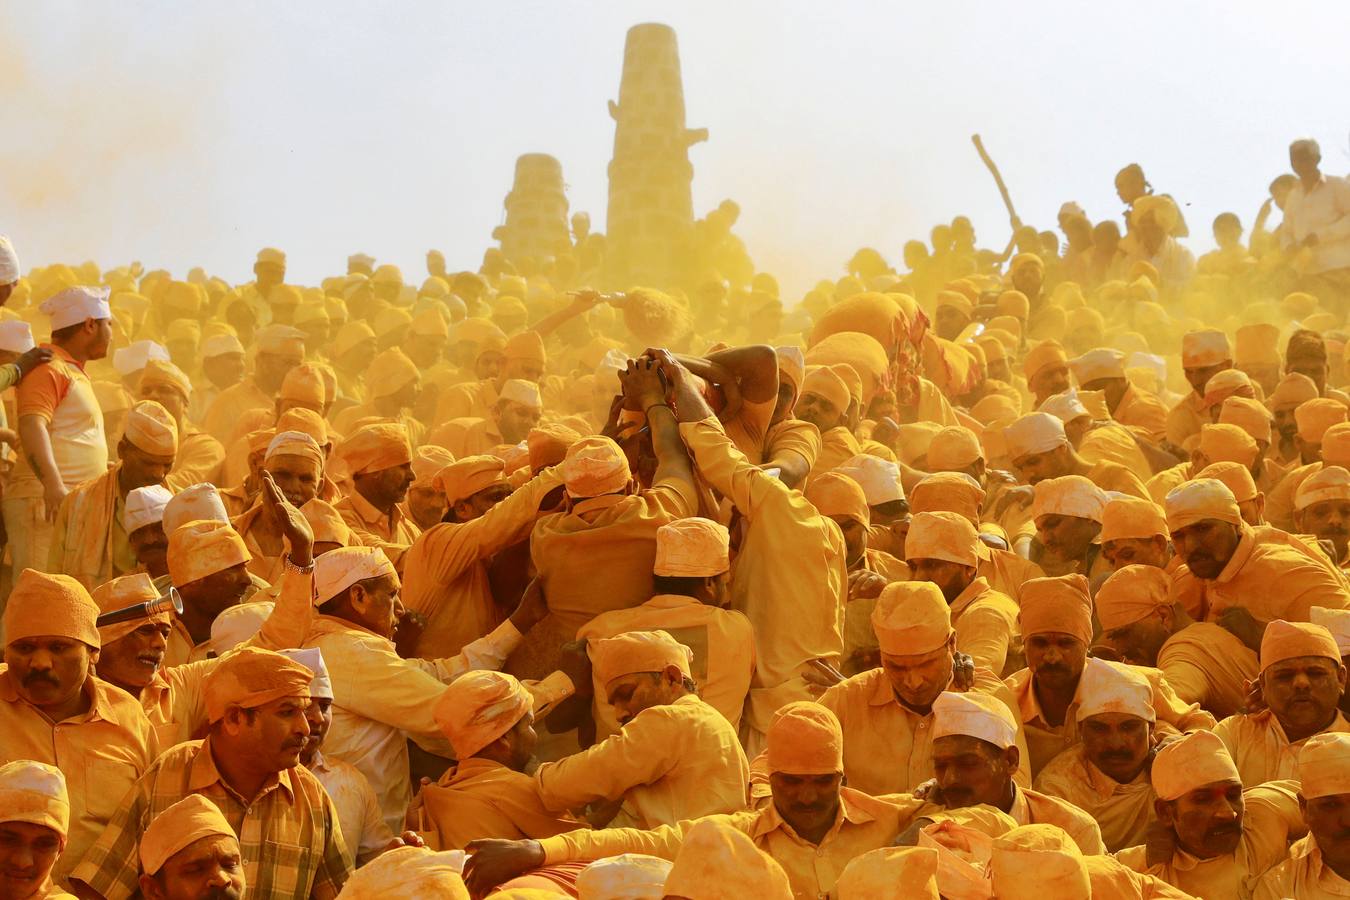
[83, 757, 141, 823]
[256, 839, 311, 897]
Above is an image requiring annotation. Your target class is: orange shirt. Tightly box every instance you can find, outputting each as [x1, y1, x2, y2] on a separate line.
[419, 757, 581, 850]
[1033, 744, 1156, 853]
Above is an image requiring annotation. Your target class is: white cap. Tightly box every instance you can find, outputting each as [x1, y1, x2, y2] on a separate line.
[499, 378, 543, 410]
[208, 602, 273, 654]
[123, 484, 173, 534]
[112, 340, 170, 377]
[1310, 607, 1350, 657]
[0, 235, 19, 285]
[1004, 412, 1069, 459]
[202, 333, 245, 359]
[833, 454, 904, 505]
[576, 854, 672, 900]
[0, 321, 35, 353]
[1038, 390, 1090, 423]
[162, 483, 230, 535]
[40, 286, 112, 330]
[276, 647, 334, 700]
[1069, 348, 1126, 384]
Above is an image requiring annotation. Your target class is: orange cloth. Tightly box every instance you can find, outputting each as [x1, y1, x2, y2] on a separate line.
[990, 824, 1090, 899]
[505, 330, 546, 363]
[1260, 619, 1342, 670]
[1296, 465, 1350, 510]
[591, 630, 693, 687]
[437, 455, 507, 505]
[1197, 460, 1259, 503]
[1300, 732, 1350, 798]
[766, 701, 844, 775]
[202, 646, 314, 722]
[1023, 340, 1068, 383]
[1151, 730, 1240, 800]
[367, 347, 419, 399]
[872, 581, 952, 655]
[654, 517, 729, 576]
[663, 819, 793, 900]
[418, 757, 580, 849]
[3, 569, 101, 647]
[340, 423, 413, 475]
[1199, 423, 1258, 467]
[801, 365, 850, 413]
[905, 511, 987, 568]
[909, 472, 984, 524]
[167, 519, 251, 586]
[805, 471, 870, 525]
[527, 425, 582, 471]
[301, 498, 353, 546]
[1164, 477, 1242, 531]
[139, 794, 238, 876]
[1100, 497, 1168, 542]
[92, 573, 168, 645]
[1096, 565, 1170, 632]
[433, 670, 532, 760]
[123, 400, 178, 456]
[1297, 398, 1347, 443]
[280, 363, 326, 405]
[0, 760, 69, 837]
[927, 426, 983, 470]
[1017, 575, 1092, 645]
[561, 435, 630, 498]
[835, 847, 939, 899]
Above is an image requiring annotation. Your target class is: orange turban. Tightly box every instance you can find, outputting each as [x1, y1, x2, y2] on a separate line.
[806, 331, 890, 402]
[1095, 564, 1171, 632]
[1218, 396, 1272, 445]
[1152, 731, 1240, 800]
[766, 701, 844, 775]
[663, 819, 793, 900]
[254, 324, 306, 357]
[411, 445, 457, 488]
[504, 330, 546, 363]
[1100, 496, 1167, 543]
[932, 690, 1019, 750]
[140, 358, 192, 399]
[123, 400, 179, 456]
[872, 582, 952, 655]
[801, 366, 850, 413]
[654, 517, 730, 577]
[1296, 466, 1350, 511]
[1260, 620, 1342, 671]
[411, 307, 450, 338]
[301, 499, 353, 546]
[562, 436, 631, 498]
[997, 289, 1030, 318]
[373, 307, 412, 341]
[835, 847, 939, 900]
[139, 794, 238, 877]
[1323, 424, 1350, 467]
[1268, 372, 1320, 412]
[1023, 340, 1068, 383]
[340, 423, 413, 475]
[274, 408, 328, 448]
[1197, 424, 1258, 467]
[905, 511, 987, 568]
[927, 426, 983, 470]
[437, 455, 507, 506]
[1297, 398, 1347, 443]
[315, 546, 397, 605]
[0, 760, 68, 839]
[1299, 733, 1350, 799]
[163, 483, 229, 533]
[368, 348, 420, 399]
[280, 363, 326, 405]
[336, 846, 469, 899]
[266, 431, 324, 469]
[167, 520, 251, 587]
[1018, 575, 1092, 646]
[1074, 657, 1154, 722]
[202, 646, 313, 723]
[4, 569, 100, 649]
[990, 825, 1090, 900]
[92, 573, 167, 645]
[1010, 252, 1044, 276]
[433, 670, 532, 760]
[805, 471, 870, 526]
[591, 630, 693, 688]
[526, 424, 582, 471]
[1201, 369, 1254, 410]
[1164, 478, 1242, 532]
[909, 472, 985, 525]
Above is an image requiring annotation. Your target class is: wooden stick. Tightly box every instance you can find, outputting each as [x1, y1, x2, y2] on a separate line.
[971, 134, 1019, 224]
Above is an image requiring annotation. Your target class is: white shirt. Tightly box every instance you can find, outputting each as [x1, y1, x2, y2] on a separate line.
[1282, 173, 1350, 274]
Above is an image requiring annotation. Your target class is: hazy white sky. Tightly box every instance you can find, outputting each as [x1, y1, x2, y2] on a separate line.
[4, 1, 1349, 296]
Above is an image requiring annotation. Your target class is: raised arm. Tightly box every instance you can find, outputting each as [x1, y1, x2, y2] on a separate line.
[620, 355, 695, 499]
[674, 344, 779, 405]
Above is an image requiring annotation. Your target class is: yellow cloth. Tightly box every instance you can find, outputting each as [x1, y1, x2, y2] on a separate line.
[1255, 835, 1350, 900]
[592, 629, 694, 687]
[139, 794, 237, 876]
[4, 568, 100, 646]
[561, 435, 631, 498]
[1301, 732, 1350, 798]
[1165, 477, 1243, 531]
[835, 846, 938, 899]
[419, 757, 580, 849]
[123, 400, 178, 456]
[1219, 707, 1350, 788]
[1033, 744, 1155, 852]
[367, 347, 419, 399]
[1260, 619, 1342, 670]
[166, 427, 226, 493]
[990, 823, 1091, 899]
[1152, 729, 1241, 800]
[48, 466, 136, 590]
[340, 423, 413, 475]
[809, 425, 863, 483]
[336, 846, 467, 899]
[437, 454, 507, 505]
[804, 471, 870, 525]
[948, 577, 1020, 676]
[167, 519, 251, 586]
[1156, 622, 1260, 720]
[871, 581, 952, 655]
[202, 646, 314, 722]
[93, 573, 168, 645]
[333, 487, 422, 565]
[202, 378, 272, 443]
[433, 670, 532, 760]
[0, 759, 68, 837]
[1097, 564, 1170, 631]
[654, 517, 729, 577]
[1018, 574, 1093, 645]
[765, 701, 843, 775]
[905, 510, 987, 568]
[1100, 497, 1168, 544]
[663, 818, 793, 900]
[533, 693, 750, 830]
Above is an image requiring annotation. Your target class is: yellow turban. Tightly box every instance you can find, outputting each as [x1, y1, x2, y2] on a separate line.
[1296, 465, 1350, 511]
[1197, 423, 1258, 467]
[1201, 369, 1254, 410]
[654, 517, 730, 577]
[4, 569, 100, 649]
[932, 690, 1018, 750]
[1018, 575, 1092, 646]
[1164, 478, 1242, 532]
[1100, 496, 1167, 543]
[990, 825, 1090, 900]
[801, 365, 850, 413]
[1023, 340, 1067, 382]
[1152, 730, 1240, 800]
[163, 483, 229, 534]
[368, 347, 420, 398]
[373, 307, 412, 341]
[905, 511, 987, 568]
[1323, 424, 1350, 467]
[1010, 252, 1044, 276]
[266, 431, 324, 470]
[835, 847, 939, 900]
[1260, 620, 1342, 671]
[203, 646, 314, 723]
[937, 290, 973, 316]
[504, 330, 546, 364]
[254, 324, 306, 357]
[301, 499, 353, 547]
[280, 363, 326, 405]
[167, 520, 252, 587]
[526, 424, 582, 471]
[1074, 657, 1154, 723]
[1297, 398, 1347, 443]
[766, 701, 844, 775]
[805, 471, 870, 526]
[1268, 373, 1319, 412]
[562, 436, 630, 498]
[336, 847, 471, 899]
[437, 455, 507, 506]
[1218, 396, 1272, 445]
[139, 794, 238, 877]
[591, 630, 693, 688]
[927, 426, 983, 470]
[1031, 474, 1106, 523]
[1283, 291, 1320, 319]
[315, 546, 397, 605]
[663, 819, 793, 900]
[896, 421, 942, 466]
[1299, 733, 1350, 799]
[333, 321, 377, 358]
[92, 573, 167, 645]
[340, 423, 413, 476]
[123, 400, 179, 456]
[1096, 564, 1171, 632]
[1134, 194, 1181, 236]
[806, 332, 892, 403]
[575, 855, 671, 900]
[140, 358, 192, 399]
[275, 407, 329, 448]
[909, 472, 985, 525]
[872, 581, 952, 655]
[411, 445, 457, 488]
[433, 670, 533, 760]
[411, 307, 450, 338]
[997, 289, 1030, 318]
[0, 760, 69, 839]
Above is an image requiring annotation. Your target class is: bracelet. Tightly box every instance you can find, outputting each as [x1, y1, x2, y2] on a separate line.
[282, 553, 315, 575]
[644, 403, 671, 416]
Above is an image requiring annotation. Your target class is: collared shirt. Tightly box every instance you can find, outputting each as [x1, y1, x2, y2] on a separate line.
[1167, 392, 1208, 449]
[1256, 834, 1350, 899]
[948, 577, 1020, 677]
[13, 344, 107, 490]
[419, 757, 580, 850]
[1008, 784, 1104, 855]
[1156, 622, 1260, 720]
[1033, 744, 1156, 852]
[807, 426, 862, 484]
[1216, 708, 1350, 787]
[1282, 173, 1350, 274]
[534, 694, 750, 830]
[307, 750, 391, 865]
[71, 737, 352, 900]
[0, 670, 158, 880]
[334, 486, 422, 565]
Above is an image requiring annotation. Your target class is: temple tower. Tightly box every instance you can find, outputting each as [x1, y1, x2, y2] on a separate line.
[493, 153, 571, 266]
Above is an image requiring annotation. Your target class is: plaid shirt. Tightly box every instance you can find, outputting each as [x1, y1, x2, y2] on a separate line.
[70, 737, 352, 900]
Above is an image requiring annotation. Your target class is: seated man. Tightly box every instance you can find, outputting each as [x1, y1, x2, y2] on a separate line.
[1098, 496, 1172, 572]
[796, 366, 861, 481]
[1003, 411, 1149, 500]
[136, 795, 244, 900]
[138, 358, 225, 492]
[1032, 658, 1161, 852]
[432, 379, 543, 459]
[1028, 474, 1110, 580]
[1254, 733, 1350, 899]
[1116, 730, 1302, 899]
[1295, 466, 1350, 570]
[1215, 620, 1349, 786]
[1095, 564, 1258, 720]
[0, 761, 75, 900]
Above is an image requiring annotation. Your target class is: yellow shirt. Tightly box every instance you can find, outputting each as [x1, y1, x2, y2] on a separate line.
[978, 549, 1046, 606]
[1167, 392, 1208, 448]
[1255, 835, 1350, 900]
[166, 427, 225, 492]
[1156, 622, 1260, 720]
[47, 465, 132, 590]
[948, 577, 1020, 676]
[818, 667, 1032, 796]
[578, 594, 756, 739]
[679, 417, 847, 738]
[1117, 781, 1303, 900]
[808, 425, 862, 483]
[1215, 708, 1350, 787]
[202, 378, 272, 443]
[534, 694, 750, 830]
[764, 417, 822, 478]
[308, 750, 394, 865]
[420, 757, 581, 850]
[0, 669, 158, 879]
[1010, 784, 1105, 855]
[1033, 744, 1156, 852]
[334, 487, 423, 566]
[1079, 422, 1157, 484]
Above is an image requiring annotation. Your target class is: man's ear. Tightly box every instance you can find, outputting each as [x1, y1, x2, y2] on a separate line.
[1003, 745, 1020, 774]
[1154, 797, 1176, 826]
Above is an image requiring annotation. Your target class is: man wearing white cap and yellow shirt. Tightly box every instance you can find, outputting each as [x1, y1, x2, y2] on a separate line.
[833, 452, 910, 559]
[6, 286, 112, 581]
[1168, 329, 1233, 448]
[1116, 730, 1303, 899]
[1028, 473, 1113, 581]
[202, 323, 306, 444]
[0, 760, 76, 900]
[577, 517, 755, 739]
[1004, 411, 1150, 499]
[0, 570, 158, 879]
[123, 484, 173, 580]
[1255, 732, 1350, 899]
[1070, 347, 1167, 442]
[48, 400, 177, 590]
[401, 444, 456, 531]
[1146, 422, 1262, 506]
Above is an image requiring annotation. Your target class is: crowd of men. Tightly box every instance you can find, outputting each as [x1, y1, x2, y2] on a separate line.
[1, 136, 1350, 899]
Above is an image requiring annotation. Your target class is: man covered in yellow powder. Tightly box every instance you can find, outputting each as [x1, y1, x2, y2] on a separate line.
[1166, 329, 1233, 449]
[1116, 730, 1303, 900]
[201, 324, 306, 443]
[1215, 620, 1349, 787]
[432, 379, 543, 459]
[1069, 347, 1167, 443]
[1099, 496, 1174, 571]
[0, 571, 158, 881]
[132, 795, 244, 900]
[1028, 473, 1113, 580]
[1146, 423, 1262, 506]
[1255, 732, 1350, 899]
[531, 630, 749, 830]
[70, 648, 353, 900]
[138, 359, 224, 490]
[796, 365, 864, 482]
[0, 761, 77, 900]
[438, 330, 549, 422]
[220, 361, 329, 450]
[990, 822, 1195, 900]
[1022, 339, 1072, 409]
[332, 422, 421, 563]
[1295, 466, 1350, 570]
[463, 702, 1017, 900]
[401, 444, 456, 530]
[761, 346, 821, 488]
[1003, 574, 1213, 775]
[1264, 414, 1350, 532]
[162, 520, 259, 666]
[231, 431, 325, 583]
[667, 343, 780, 462]
[1165, 478, 1350, 625]
[402, 455, 563, 658]
[1003, 411, 1149, 500]
[48, 399, 177, 589]
[332, 347, 426, 446]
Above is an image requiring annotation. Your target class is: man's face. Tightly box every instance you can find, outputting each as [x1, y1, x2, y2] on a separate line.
[910, 558, 975, 604]
[4, 636, 90, 712]
[120, 442, 175, 492]
[357, 463, 414, 508]
[255, 261, 285, 290]
[142, 833, 245, 900]
[1303, 793, 1350, 870]
[1011, 267, 1042, 298]
[1025, 632, 1087, 691]
[203, 353, 246, 390]
[769, 772, 843, 840]
[1274, 407, 1299, 442]
[606, 671, 676, 726]
[935, 306, 969, 341]
[407, 484, 448, 529]
[98, 622, 171, 691]
[1170, 519, 1241, 580]
[1161, 781, 1244, 860]
[494, 400, 542, 445]
[264, 455, 321, 507]
[0, 282, 13, 307]
[301, 697, 333, 759]
[453, 483, 513, 523]
[0, 822, 62, 900]
[141, 384, 187, 423]
[232, 695, 311, 771]
[130, 523, 170, 578]
[503, 357, 545, 384]
[1036, 514, 1100, 561]
[1262, 656, 1347, 738]
[86, 318, 114, 360]
[831, 516, 868, 568]
[1013, 444, 1070, 485]
[932, 735, 1015, 810]
[1100, 617, 1171, 668]
[1289, 358, 1329, 395]
[502, 711, 539, 771]
[1291, 144, 1321, 180]
[179, 563, 253, 621]
[880, 641, 953, 710]
[354, 575, 405, 640]
[1299, 499, 1350, 560]
[476, 351, 505, 381]
[1101, 535, 1169, 570]
[795, 392, 843, 433]
[1185, 362, 1230, 399]
[1237, 496, 1265, 527]
[1029, 365, 1071, 401]
[771, 381, 796, 425]
[1080, 712, 1151, 784]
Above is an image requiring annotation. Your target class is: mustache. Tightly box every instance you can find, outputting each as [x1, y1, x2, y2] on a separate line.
[1207, 823, 1241, 838]
[21, 672, 59, 687]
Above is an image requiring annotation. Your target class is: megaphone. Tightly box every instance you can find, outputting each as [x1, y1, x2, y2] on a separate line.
[95, 587, 184, 628]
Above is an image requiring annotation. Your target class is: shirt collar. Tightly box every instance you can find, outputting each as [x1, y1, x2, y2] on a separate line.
[346, 488, 393, 527]
[0, 669, 118, 725]
[949, 577, 990, 617]
[43, 343, 85, 372]
[750, 787, 877, 843]
[191, 735, 296, 805]
[1212, 528, 1256, 584]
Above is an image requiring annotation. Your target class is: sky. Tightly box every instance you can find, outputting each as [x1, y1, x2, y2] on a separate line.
[4, 1, 1350, 297]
